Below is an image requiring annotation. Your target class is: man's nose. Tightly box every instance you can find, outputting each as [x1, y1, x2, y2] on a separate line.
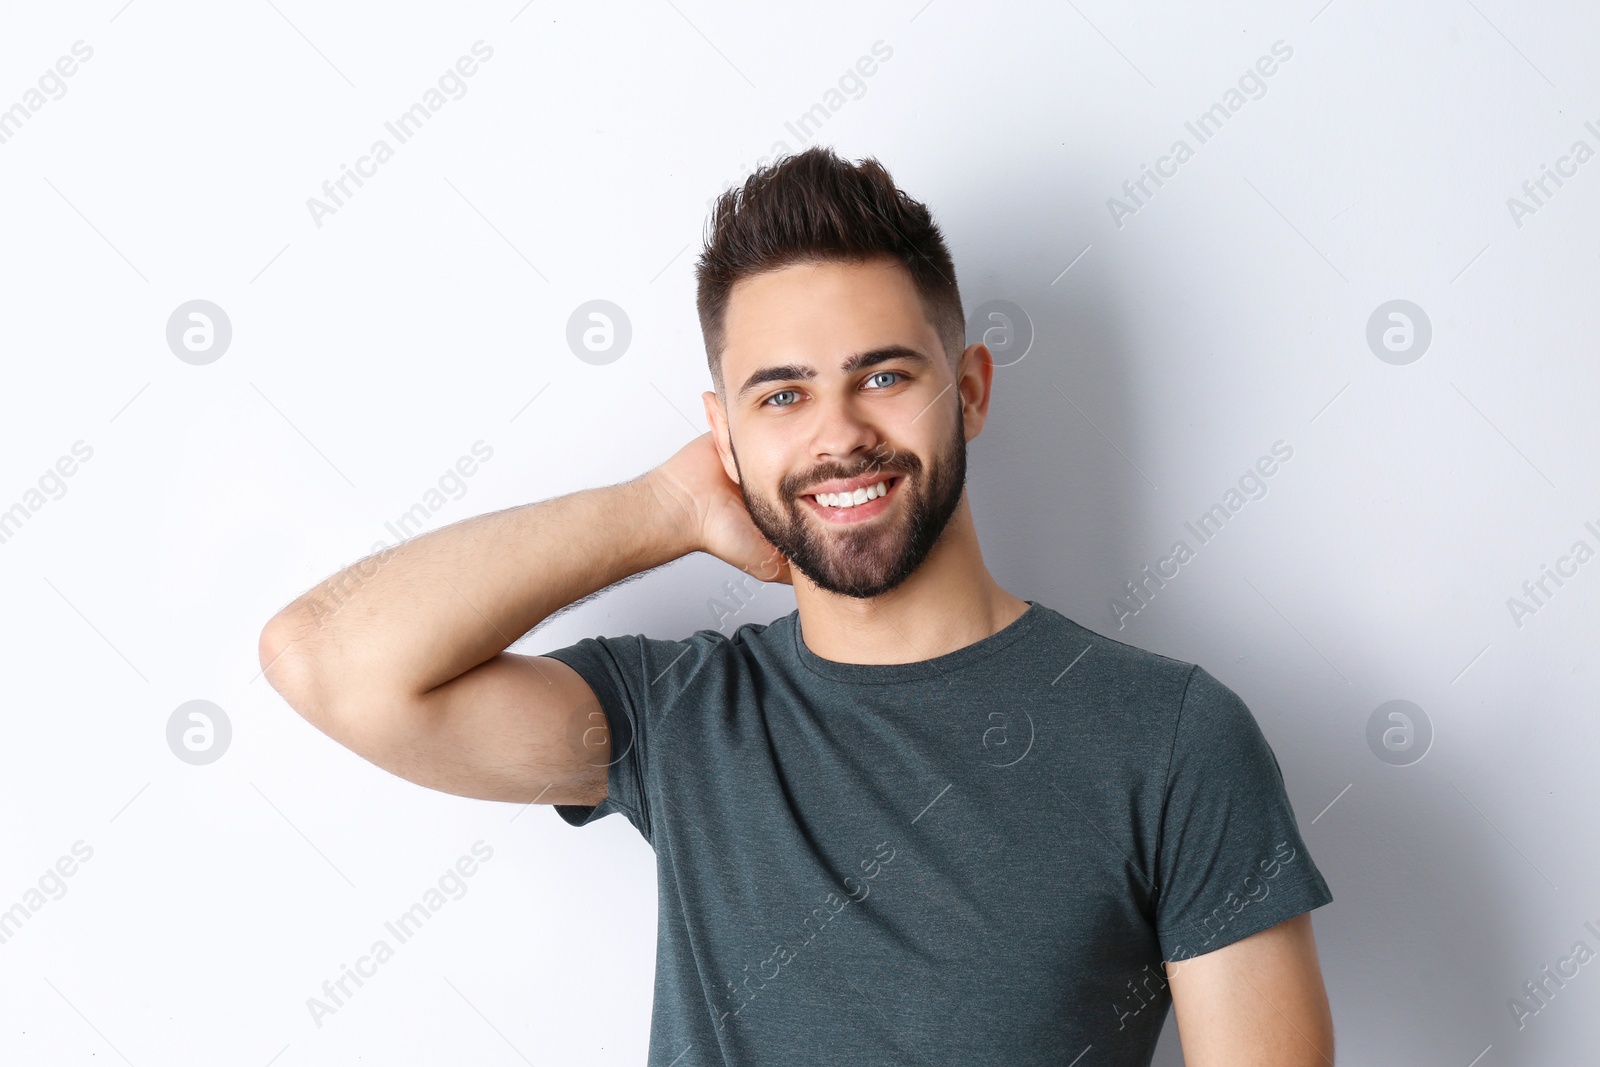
[809, 393, 880, 465]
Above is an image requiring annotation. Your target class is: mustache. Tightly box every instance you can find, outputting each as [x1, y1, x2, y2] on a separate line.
[783, 448, 920, 499]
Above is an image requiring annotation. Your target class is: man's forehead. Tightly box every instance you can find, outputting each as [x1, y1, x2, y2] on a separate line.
[720, 258, 935, 380]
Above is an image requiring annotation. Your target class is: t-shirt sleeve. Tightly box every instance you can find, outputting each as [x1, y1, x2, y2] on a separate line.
[1153, 665, 1333, 963]
[540, 629, 722, 846]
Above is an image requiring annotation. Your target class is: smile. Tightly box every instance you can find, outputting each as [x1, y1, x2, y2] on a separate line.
[802, 476, 901, 524]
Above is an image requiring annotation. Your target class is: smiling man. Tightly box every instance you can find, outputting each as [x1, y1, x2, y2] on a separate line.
[260, 146, 1335, 1065]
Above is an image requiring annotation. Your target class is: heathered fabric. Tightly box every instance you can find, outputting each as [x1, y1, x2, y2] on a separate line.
[545, 600, 1332, 1066]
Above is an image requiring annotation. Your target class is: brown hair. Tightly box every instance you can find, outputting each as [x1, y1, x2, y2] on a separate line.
[694, 145, 965, 398]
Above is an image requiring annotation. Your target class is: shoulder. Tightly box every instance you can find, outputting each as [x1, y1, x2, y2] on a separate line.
[574, 611, 785, 656]
[1021, 604, 1277, 773]
[1027, 601, 1199, 704]
[630, 611, 793, 681]
[655, 611, 790, 667]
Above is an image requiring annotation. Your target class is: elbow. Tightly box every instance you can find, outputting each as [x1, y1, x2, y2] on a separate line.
[258, 609, 426, 769]
[259, 608, 331, 726]
[257, 610, 293, 681]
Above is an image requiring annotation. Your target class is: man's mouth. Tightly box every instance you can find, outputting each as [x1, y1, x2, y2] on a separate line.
[810, 477, 894, 510]
[800, 475, 902, 523]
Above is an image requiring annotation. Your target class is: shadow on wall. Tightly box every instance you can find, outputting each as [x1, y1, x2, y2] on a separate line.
[1299, 754, 1519, 1064]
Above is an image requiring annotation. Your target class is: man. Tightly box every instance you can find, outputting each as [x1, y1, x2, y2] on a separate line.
[260, 146, 1335, 1065]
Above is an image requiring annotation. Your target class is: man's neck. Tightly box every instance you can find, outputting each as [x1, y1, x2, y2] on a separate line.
[790, 497, 1031, 666]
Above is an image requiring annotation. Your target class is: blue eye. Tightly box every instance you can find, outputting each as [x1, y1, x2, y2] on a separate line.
[762, 371, 904, 408]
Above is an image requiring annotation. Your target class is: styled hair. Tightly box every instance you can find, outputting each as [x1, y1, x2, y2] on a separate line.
[694, 145, 965, 398]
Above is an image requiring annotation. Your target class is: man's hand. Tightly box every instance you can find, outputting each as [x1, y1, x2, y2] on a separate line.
[1166, 912, 1335, 1066]
[648, 432, 792, 586]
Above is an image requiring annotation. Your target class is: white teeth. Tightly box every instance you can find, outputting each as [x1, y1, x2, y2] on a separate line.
[814, 480, 889, 509]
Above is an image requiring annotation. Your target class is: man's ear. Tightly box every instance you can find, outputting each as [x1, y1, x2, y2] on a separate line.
[956, 342, 996, 442]
[701, 390, 741, 484]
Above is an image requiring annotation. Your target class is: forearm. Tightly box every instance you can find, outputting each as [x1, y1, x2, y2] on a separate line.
[263, 470, 695, 705]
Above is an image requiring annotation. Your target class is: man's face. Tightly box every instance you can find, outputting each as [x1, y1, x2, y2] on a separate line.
[707, 257, 972, 599]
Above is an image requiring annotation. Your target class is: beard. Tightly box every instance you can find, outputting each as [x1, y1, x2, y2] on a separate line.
[731, 407, 968, 599]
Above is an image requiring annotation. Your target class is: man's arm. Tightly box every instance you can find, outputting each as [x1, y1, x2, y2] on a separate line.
[258, 472, 690, 807]
[1166, 913, 1335, 1066]
[257, 432, 786, 806]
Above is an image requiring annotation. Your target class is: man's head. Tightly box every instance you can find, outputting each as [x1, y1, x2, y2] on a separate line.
[693, 146, 994, 600]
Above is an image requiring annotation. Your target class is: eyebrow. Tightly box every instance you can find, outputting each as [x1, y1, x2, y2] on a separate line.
[734, 345, 933, 403]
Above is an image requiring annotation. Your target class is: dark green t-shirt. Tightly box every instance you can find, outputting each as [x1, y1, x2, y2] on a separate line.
[546, 600, 1331, 1065]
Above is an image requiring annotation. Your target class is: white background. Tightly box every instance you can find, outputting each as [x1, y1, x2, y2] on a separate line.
[2, 1, 1596, 1064]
